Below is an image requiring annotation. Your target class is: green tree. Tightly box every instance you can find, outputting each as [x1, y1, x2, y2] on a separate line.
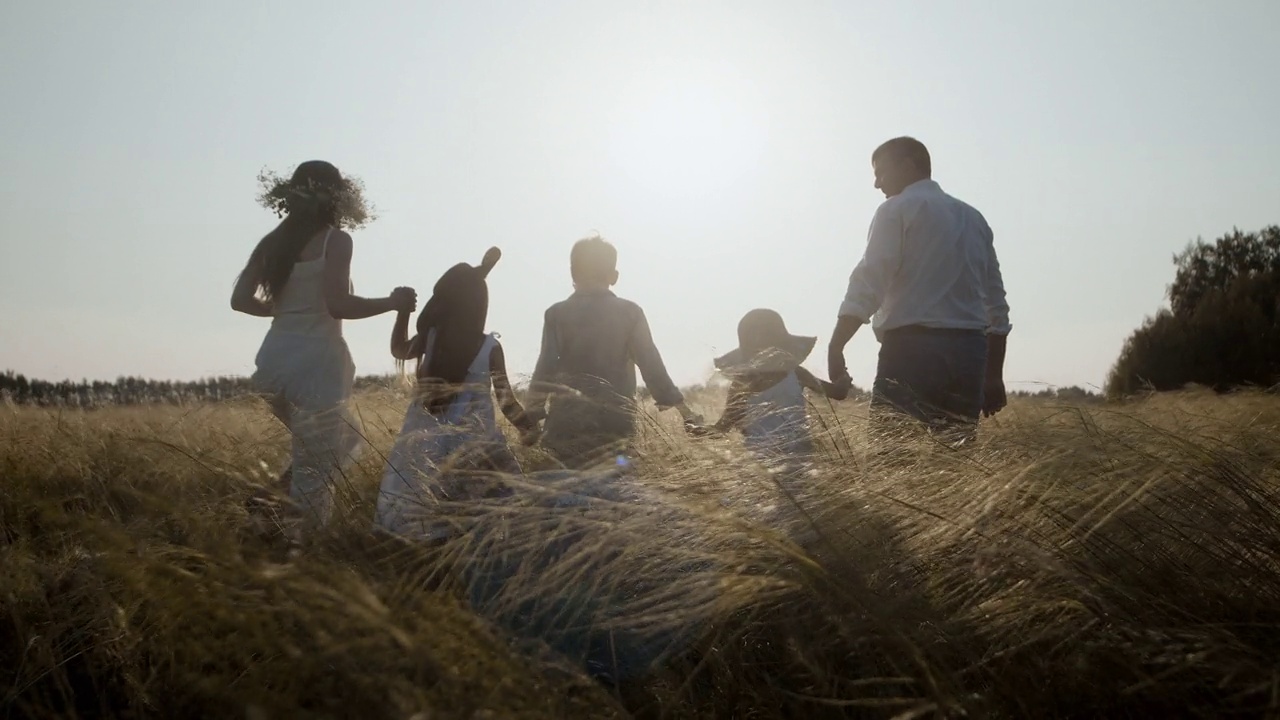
[1108, 225, 1280, 397]
[1168, 226, 1280, 317]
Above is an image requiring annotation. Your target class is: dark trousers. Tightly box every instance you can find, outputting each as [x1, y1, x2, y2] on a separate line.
[870, 326, 989, 444]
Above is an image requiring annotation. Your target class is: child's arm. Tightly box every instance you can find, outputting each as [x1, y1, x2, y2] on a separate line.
[389, 309, 418, 360]
[795, 366, 850, 401]
[712, 380, 751, 433]
[627, 309, 708, 431]
[490, 341, 538, 433]
[523, 308, 559, 422]
[629, 308, 697, 416]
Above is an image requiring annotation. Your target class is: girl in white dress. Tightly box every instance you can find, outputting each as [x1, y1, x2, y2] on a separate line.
[374, 247, 537, 541]
[711, 309, 849, 478]
[231, 161, 416, 528]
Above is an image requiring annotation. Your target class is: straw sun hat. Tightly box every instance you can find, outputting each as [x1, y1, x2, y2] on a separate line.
[713, 308, 817, 376]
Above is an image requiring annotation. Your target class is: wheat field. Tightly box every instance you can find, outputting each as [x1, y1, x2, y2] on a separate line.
[3, 385, 1279, 719]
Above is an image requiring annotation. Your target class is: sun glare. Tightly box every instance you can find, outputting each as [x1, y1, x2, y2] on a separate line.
[607, 77, 770, 204]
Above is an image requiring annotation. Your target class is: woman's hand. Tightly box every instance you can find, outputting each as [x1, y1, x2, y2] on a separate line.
[323, 232, 416, 320]
[390, 286, 417, 314]
[231, 255, 273, 316]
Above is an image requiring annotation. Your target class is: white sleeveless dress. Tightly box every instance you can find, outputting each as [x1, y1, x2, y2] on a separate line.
[373, 331, 521, 540]
[730, 371, 819, 535]
[250, 228, 364, 523]
[738, 371, 814, 464]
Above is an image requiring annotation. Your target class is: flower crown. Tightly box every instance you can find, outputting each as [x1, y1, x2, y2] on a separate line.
[255, 166, 378, 231]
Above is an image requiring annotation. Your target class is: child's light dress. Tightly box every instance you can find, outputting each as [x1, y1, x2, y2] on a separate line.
[373, 331, 520, 540]
[737, 370, 814, 471]
[721, 370, 822, 538]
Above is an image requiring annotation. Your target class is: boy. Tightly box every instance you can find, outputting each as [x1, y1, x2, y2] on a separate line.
[525, 235, 702, 469]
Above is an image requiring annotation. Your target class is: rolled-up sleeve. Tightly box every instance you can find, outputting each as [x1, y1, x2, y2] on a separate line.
[983, 229, 1012, 335]
[839, 200, 904, 322]
[629, 307, 684, 408]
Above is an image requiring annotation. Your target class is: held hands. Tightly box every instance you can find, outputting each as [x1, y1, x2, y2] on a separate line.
[828, 373, 854, 400]
[827, 315, 861, 391]
[673, 403, 713, 437]
[390, 286, 418, 314]
[827, 342, 851, 392]
[828, 357, 852, 393]
[518, 407, 546, 446]
[683, 416, 712, 438]
[519, 425, 544, 447]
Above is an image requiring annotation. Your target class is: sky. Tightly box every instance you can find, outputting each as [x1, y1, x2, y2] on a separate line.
[2, 0, 1278, 394]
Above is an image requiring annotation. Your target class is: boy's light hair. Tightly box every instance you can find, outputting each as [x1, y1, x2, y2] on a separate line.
[570, 235, 617, 285]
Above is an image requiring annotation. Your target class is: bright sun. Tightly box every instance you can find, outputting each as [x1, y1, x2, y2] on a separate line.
[607, 76, 770, 204]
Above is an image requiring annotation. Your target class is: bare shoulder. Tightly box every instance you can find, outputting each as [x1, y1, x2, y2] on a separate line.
[325, 228, 354, 254]
[489, 338, 514, 377]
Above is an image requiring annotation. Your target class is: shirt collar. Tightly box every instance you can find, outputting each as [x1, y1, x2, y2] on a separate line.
[571, 287, 616, 298]
[901, 178, 941, 196]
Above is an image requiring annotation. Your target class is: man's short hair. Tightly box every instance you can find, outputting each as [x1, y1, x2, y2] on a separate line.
[571, 235, 617, 283]
[872, 136, 931, 176]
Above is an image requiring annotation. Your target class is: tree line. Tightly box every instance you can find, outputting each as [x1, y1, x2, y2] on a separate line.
[0, 371, 400, 408]
[1106, 224, 1279, 397]
[3, 368, 1101, 410]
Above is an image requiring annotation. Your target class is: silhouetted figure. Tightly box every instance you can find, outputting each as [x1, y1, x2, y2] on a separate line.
[828, 137, 1011, 445]
[231, 160, 416, 528]
[525, 235, 703, 469]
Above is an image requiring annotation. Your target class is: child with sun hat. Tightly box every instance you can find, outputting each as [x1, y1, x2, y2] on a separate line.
[711, 308, 849, 485]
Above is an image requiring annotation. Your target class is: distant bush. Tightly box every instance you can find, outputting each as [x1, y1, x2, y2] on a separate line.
[1107, 225, 1280, 397]
[0, 370, 405, 408]
[1010, 385, 1104, 403]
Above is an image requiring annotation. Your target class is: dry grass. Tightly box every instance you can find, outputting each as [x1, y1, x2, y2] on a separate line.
[3, 385, 1279, 719]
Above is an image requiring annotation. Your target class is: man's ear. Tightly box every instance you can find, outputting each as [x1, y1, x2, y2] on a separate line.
[609, 270, 620, 286]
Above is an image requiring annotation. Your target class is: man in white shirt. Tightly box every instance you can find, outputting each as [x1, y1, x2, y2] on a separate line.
[828, 136, 1011, 442]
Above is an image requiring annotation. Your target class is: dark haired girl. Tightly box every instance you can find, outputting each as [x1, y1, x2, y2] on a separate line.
[231, 160, 416, 528]
[374, 247, 537, 541]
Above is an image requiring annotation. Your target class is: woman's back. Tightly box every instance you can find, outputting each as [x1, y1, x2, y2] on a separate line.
[269, 228, 343, 338]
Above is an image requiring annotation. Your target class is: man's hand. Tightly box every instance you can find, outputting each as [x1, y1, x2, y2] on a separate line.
[982, 374, 1007, 417]
[830, 374, 854, 400]
[828, 315, 862, 387]
[982, 333, 1009, 417]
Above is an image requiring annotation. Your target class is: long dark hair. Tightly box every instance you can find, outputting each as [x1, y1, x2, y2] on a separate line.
[240, 160, 345, 302]
[415, 248, 501, 414]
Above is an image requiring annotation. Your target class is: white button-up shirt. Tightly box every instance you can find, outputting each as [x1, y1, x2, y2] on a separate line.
[839, 179, 1012, 341]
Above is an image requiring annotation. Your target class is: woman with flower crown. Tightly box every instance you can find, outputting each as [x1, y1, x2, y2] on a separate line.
[231, 160, 417, 530]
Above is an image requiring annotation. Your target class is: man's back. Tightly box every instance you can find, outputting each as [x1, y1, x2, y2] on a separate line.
[831, 136, 1013, 433]
[841, 179, 1011, 340]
